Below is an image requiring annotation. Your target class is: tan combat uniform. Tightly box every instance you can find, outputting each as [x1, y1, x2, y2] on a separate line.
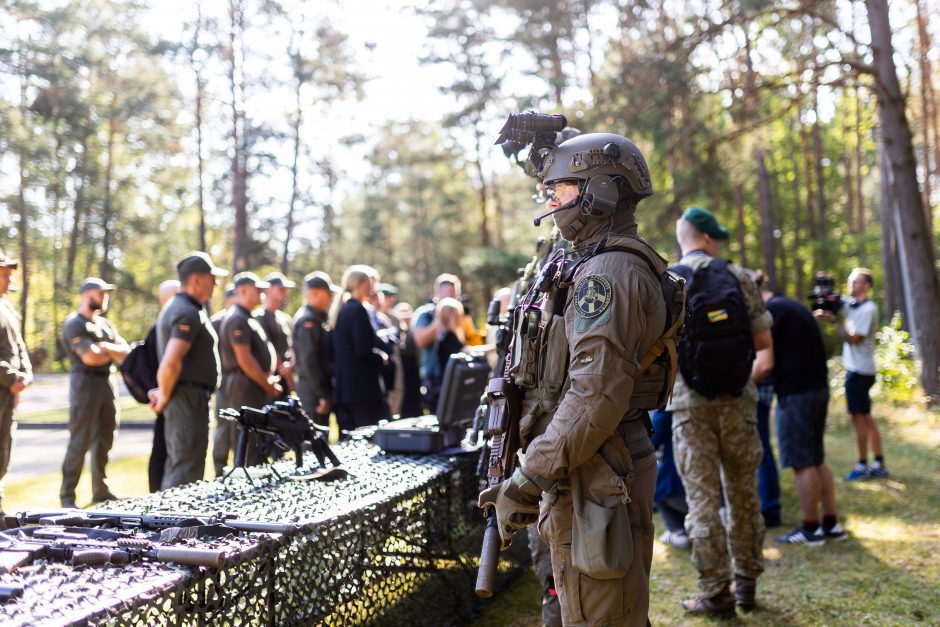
[522, 234, 670, 627]
[0, 297, 30, 501]
[668, 251, 772, 598]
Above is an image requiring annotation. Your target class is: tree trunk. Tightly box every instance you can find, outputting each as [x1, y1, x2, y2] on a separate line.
[854, 84, 866, 234]
[791, 110, 805, 300]
[878, 135, 906, 323]
[734, 184, 746, 268]
[16, 53, 29, 336]
[66, 142, 88, 293]
[282, 71, 303, 275]
[229, 0, 249, 272]
[915, 0, 933, 232]
[194, 3, 207, 251]
[755, 149, 777, 290]
[811, 81, 827, 256]
[100, 112, 116, 281]
[843, 105, 855, 233]
[866, 0, 940, 400]
[473, 129, 491, 248]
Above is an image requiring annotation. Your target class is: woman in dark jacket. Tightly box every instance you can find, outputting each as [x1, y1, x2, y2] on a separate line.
[330, 265, 389, 434]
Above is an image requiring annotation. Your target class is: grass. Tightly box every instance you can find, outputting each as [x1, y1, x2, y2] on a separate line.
[17, 395, 155, 423]
[471, 401, 940, 626]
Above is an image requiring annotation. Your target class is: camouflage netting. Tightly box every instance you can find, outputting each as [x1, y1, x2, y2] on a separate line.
[0, 441, 530, 626]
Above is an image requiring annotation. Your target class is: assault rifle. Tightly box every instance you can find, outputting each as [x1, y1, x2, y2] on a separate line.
[3, 508, 301, 537]
[0, 525, 226, 579]
[474, 229, 564, 598]
[219, 398, 341, 483]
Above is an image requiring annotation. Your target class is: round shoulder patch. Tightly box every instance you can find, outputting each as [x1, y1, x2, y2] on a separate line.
[574, 274, 612, 319]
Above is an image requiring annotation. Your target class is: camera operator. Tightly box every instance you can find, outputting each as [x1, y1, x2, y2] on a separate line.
[814, 268, 887, 481]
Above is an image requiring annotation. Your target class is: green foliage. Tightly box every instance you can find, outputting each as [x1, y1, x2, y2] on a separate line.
[874, 313, 923, 405]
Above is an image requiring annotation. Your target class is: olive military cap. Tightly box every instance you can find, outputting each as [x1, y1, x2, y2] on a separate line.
[304, 271, 340, 293]
[176, 251, 228, 278]
[79, 277, 116, 293]
[233, 272, 271, 289]
[682, 207, 729, 240]
[264, 272, 296, 288]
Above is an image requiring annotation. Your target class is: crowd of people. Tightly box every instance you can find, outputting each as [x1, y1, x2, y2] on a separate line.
[0, 249, 487, 510]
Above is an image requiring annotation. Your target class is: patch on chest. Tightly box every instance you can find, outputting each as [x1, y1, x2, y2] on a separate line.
[574, 274, 612, 319]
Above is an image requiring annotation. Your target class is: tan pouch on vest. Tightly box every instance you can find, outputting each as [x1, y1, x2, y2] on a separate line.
[570, 452, 634, 579]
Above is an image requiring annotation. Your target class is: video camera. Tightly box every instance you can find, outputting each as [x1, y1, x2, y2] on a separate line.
[807, 272, 844, 314]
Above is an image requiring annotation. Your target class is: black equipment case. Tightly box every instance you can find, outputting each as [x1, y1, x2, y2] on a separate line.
[373, 352, 489, 454]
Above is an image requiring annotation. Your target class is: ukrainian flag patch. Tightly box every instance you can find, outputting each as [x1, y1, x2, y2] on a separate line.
[707, 309, 729, 323]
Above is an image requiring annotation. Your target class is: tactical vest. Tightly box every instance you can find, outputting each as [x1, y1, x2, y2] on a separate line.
[512, 235, 686, 449]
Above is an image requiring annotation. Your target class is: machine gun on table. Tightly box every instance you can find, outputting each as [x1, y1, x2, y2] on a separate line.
[219, 397, 341, 484]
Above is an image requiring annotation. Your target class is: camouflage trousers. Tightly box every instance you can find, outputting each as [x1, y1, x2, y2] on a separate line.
[672, 398, 765, 597]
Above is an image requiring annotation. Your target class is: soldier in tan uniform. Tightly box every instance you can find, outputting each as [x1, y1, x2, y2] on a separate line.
[668, 208, 773, 617]
[0, 253, 32, 514]
[480, 133, 685, 626]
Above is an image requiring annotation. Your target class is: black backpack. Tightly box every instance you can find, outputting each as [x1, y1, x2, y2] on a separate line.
[671, 259, 754, 399]
[119, 326, 159, 404]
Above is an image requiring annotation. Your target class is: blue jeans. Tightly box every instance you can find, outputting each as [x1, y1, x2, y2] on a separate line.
[756, 385, 781, 524]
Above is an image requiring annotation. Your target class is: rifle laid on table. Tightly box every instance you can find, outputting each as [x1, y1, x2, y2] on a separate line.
[474, 230, 564, 598]
[0, 525, 226, 577]
[2, 509, 302, 537]
[219, 397, 341, 483]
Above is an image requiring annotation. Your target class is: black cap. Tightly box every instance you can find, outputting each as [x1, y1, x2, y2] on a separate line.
[304, 271, 340, 292]
[264, 272, 296, 288]
[79, 277, 116, 293]
[681, 207, 729, 240]
[0, 253, 18, 269]
[233, 272, 271, 289]
[176, 251, 228, 278]
[378, 283, 398, 296]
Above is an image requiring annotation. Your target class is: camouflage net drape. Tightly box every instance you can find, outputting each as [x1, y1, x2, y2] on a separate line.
[0, 442, 530, 626]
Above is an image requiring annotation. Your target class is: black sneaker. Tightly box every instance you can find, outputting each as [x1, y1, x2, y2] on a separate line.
[816, 522, 849, 542]
[776, 526, 825, 547]
[868, 465, 890, 479]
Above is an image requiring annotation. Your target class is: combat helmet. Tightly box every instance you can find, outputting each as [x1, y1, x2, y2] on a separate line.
[541, 133, 653, 199]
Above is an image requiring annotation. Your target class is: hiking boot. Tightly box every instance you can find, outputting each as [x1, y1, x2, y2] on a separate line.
[816, 522, 849, 542]
[868, 465, 890, 479]
[731, 575, 757, 610]
[776, 526, 825, 547]
[660, 529, 691, 550]
[681, 587, 736, 619]
[844, 466, 869, 481]
[60, 498, 78, 509]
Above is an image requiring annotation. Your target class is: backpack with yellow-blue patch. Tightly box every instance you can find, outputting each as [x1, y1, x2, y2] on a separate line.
[670, 259, 754, 399]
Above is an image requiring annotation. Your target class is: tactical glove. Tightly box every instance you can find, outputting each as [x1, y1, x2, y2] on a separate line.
[478, 468, 543, 550]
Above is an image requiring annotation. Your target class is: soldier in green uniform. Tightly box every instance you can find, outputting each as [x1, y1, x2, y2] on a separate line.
[668, 208, 773, 616]
[150, 252, 227, 489]
[216, 272, 280, 469]
[261, 272, 296, 396]
[480, 132, 684, 626]
[60, 278, 130, 507]
[209, 283, 234, 476]
[292, 272, 337, 420]
[0, 253, 32, 514]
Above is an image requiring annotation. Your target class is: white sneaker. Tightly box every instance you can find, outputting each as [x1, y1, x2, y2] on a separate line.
[660, 529, 691, 550]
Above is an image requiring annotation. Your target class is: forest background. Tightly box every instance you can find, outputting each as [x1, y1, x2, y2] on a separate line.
[0, 0, 938, 399]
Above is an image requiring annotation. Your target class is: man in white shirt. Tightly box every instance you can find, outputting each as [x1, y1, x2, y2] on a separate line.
[815, 268, 886, 481]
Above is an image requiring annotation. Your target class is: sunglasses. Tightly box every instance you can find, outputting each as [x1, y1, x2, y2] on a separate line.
[544, 181, 580, 201]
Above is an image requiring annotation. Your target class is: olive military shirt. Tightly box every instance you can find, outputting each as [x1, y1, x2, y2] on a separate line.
[62, 312, 118, 376]
[260, 308, 293, 364]
[292, 304, 333, 401]
[0, 297, 31, 390]
[524, 247, 667, 483]
[156, 292, 220, 390]
[219, 304, 275, 405]
[666, 251, 772, 410]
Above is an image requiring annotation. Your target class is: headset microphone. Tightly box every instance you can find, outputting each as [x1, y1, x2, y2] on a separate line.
[533, 198, 579, 227]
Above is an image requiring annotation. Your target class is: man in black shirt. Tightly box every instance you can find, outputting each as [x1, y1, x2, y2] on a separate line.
[261, 272, 295, 396]
[759, 287, 846, 546]
[293, 272, 337, 420]
[60, 278, 130, 507]
[216, 272, 280, 470]
[150, 252, 227, 489]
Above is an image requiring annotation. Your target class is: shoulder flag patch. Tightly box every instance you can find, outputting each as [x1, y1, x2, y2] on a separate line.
[575, 274, 613, 319]
[707, 309, 729, 323]
[178, 324, 191, 333]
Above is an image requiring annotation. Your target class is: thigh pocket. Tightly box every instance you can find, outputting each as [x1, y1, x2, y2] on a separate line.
[571, 455, 633, 579]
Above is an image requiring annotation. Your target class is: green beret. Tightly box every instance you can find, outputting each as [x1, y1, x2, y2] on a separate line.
[682, 206, 729, 240]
